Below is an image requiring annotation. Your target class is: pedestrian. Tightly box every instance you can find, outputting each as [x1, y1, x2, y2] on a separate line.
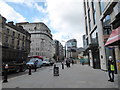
[34, 60, 38, 71]
[61, 61, 64, 69]
[108, 56, 115, 82]
[72, 59, 74, 65]
[68, 58, 71, 67]
[66, 58, 69, 67]
[66, 59, 68, 67]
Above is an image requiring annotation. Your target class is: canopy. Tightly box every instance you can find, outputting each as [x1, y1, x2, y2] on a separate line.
[29, 56, 43, 59]
[105, 26, 120, 46]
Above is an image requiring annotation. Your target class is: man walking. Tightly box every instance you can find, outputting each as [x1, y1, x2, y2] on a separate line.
[108, 56, 115, 82]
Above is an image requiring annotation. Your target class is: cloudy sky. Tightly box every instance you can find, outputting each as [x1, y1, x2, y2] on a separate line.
[0, 0, 85, 47]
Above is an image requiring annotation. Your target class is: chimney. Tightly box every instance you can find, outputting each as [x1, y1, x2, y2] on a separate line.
[8, 21, 14, 25]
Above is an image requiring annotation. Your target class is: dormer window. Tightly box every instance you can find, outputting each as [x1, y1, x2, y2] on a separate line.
[34, 27, 36, 30]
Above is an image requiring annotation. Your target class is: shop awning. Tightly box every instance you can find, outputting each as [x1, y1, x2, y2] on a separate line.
[105, 26, 120, 46]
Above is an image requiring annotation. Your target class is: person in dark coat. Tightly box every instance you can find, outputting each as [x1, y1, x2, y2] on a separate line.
[68, 58, 71, 67]
[72, 59, 74, 65]
[108, 56, 115, 82]
[66, 58, 68, 67]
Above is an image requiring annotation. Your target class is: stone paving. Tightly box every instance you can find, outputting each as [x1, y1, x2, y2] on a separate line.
[2, 63, 118, 88]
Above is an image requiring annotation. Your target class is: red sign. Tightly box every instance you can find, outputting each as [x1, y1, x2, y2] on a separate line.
[105, 26, 120, 46]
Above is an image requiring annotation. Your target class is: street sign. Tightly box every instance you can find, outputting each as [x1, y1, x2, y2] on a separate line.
[53, 67, 59, 76]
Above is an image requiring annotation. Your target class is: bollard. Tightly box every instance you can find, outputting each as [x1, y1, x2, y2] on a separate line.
[62, 63, 64, 69]
[29, 65, 32, 75]
[3, 64, 8, 83]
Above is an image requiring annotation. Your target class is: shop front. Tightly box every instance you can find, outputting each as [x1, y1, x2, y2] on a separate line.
[105, 26, 120, 89]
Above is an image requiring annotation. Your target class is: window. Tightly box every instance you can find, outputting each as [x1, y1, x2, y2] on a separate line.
[18, 34, 20, 38]
[85, 18, 88, 35]
[103, 29, 112, 35]
[88, 9, 91, 31]
[34, 27, 37, 30]
[17, 40, 19, 46]
[84, 2, 86, 15]
[7, 28, 9, 34]
[87, 0, 89, 8]
[13, 31, 15, 36]
[103, 15, 111, 28]
[102, 15, 111, 35]
[12, 38, 14, 45]
[23, 36, 25, 40]
[22, 42, 24, 47]
[91, 29, 98, 44]
[88, 10, 90, 21]
[5, 36, 8, 43]
[91, 1, 96, 24]
[99, 0, 105, 14]
[86, 38, 89, 45]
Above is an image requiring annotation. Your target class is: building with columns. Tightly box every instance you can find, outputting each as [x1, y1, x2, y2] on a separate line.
[16, 22, 54, 59]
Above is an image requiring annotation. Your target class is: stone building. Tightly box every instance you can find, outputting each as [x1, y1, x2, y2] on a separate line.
[0, 15, 31, 64]
[16, 22, 54, 59]
[53, 40, 64, 62]
[83, 0, 120, 88]
[65, 39, 77, 59]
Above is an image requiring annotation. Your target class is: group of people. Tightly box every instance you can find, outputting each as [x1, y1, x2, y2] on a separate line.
[64, 58, 74, 68]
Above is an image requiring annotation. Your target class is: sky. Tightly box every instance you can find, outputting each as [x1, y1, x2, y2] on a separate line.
[0, 0, 85, 47]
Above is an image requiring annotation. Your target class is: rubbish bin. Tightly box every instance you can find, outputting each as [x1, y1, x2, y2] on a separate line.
[53, 67, 59, 76]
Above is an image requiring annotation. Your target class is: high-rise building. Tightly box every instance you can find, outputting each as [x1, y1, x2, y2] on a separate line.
[83, 0, 120, 88]
[65, 39, 77, 59]
[16, 22, 54, 59]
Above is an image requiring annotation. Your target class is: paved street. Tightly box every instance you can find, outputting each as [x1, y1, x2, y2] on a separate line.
[2, 63, 118, 88]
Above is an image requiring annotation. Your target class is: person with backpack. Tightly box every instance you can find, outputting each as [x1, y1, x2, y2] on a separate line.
[108, 56, 115, 82]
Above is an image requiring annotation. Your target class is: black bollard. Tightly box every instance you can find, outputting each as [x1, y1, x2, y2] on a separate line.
[29, 65, 32, 75]
[3, 64, 8, 83]
[62, 63, 64, 69]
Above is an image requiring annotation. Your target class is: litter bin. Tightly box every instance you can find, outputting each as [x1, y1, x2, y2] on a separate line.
[53, 67, 59, 76]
